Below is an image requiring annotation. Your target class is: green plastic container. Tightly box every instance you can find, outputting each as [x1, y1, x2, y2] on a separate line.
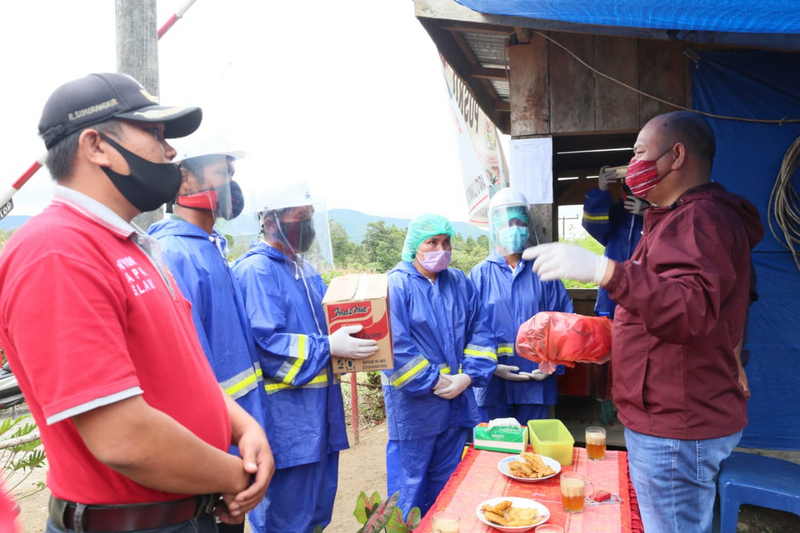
[527, 419, 575, 466]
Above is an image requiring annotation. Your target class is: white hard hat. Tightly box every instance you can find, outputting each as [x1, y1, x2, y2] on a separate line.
[489, 187, 528, 212]
[174, 136, 246, 163]
[258, 181, 314, 214]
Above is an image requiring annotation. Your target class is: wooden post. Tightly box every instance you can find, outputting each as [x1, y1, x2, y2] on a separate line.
[116, 0, 163, 230]
[529, 204, 554, 244]
[507, 35, 550, 137]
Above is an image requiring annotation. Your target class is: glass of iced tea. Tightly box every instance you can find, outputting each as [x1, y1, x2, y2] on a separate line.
[586, 426, 607, 460]
[560, 472, 592, 513]
[432, 513, 459, 533]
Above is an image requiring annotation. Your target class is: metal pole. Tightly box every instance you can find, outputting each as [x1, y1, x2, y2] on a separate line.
[350, 373, 360, 445]
[0, 0, 199, 222]
[116, 0, 161, 229]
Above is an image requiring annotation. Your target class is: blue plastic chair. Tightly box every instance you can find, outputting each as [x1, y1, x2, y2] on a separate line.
[718, 451, 800, 532]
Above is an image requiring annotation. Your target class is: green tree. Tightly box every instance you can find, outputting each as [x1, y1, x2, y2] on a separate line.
[450, 233, 490, 273]
[330, 220, 365, 268]
[361, 222, 406, 273]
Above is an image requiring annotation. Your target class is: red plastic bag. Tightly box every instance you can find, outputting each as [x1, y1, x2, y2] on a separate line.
[516, 312, 612, 373]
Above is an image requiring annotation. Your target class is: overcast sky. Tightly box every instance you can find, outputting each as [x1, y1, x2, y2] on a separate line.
[0, 0, 494, 222]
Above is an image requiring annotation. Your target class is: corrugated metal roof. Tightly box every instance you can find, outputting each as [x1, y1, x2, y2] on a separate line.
[491, 80, 510, 101]
[462, 31, 508, 68]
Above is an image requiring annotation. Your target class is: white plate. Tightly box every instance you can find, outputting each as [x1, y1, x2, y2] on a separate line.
[497, 454, 561, 482]
[476, 496, 551, 532]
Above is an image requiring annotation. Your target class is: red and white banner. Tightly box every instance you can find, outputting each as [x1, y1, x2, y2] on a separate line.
[441, 58, 509, 229]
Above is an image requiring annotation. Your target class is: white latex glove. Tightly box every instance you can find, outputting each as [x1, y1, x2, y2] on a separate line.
[522, 243, 610, 283]
[624, 194, 650, 216]
[494, 364, 531, 382]
[523, 369, 550, 381]
[597, 166, 620, 191]
[329, 325, 378, 360]
[433, 374, 472, 400]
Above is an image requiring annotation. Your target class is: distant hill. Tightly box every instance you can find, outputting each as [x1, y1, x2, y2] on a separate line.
[0, 216, 30, 231]
[0, 210, 488, 244]
[329, 208, 487, 243]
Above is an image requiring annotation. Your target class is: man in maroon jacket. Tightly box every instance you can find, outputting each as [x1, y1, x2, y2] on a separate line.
[524, 111, 762, 533]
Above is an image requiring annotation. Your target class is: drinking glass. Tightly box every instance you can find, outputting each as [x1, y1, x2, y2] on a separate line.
[560, 472, 592, 513]
[585, 425, 607, 460]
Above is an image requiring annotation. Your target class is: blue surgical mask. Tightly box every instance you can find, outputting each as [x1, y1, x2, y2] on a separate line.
[497, 226, 529, 253]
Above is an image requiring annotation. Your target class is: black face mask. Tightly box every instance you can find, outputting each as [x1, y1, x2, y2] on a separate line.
[280, 218, 316, 253]
[99, 134, 183, 212]
[216, 180, 244, 220]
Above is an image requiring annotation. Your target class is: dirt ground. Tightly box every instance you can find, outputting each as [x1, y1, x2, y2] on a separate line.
[15, 423, 389, 533]
[328, 423, 389, 533]
[13, 455, 49, 533]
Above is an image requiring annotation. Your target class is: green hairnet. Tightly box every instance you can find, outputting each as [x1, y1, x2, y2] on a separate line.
[402, 214, 455, 262]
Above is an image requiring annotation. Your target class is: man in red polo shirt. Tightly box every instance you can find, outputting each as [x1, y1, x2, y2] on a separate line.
[523, 111, 762, 533]
[0, 73, 273, 532]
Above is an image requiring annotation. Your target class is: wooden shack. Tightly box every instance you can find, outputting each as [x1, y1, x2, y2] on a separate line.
[413, 0, 793, 238]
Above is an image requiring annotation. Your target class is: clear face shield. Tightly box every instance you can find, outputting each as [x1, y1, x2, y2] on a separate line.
[175, 154, 244, 221]
[258, 201, 333, 336]
[490, 205, 531, 256]
[259, 203, 334, 271]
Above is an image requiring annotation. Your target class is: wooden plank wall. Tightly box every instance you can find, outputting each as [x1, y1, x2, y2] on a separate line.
[509, 32, 689, 137]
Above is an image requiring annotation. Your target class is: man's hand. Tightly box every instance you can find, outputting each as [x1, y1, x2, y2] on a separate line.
[623, 195, 649, 216]
[598, 166, 613, 191]
[494, 364, 530, 382]
[738, 370, 751, 400]
[598, 166, 624, 191]
[523, 243, 610, 284]
[223, 423, 275, 519]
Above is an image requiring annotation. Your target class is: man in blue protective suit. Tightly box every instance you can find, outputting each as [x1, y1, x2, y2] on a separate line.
[148, 148, 274, 533]
[383, 213, 497, 517]
[232, 183, 378, 533]
[470, 188, 573, 424]
[582, 167, 648, 318]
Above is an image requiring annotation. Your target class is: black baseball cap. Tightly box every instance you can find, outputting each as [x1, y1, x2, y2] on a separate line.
[38, 72, 203, 149]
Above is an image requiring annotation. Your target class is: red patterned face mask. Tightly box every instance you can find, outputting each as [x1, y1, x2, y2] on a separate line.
[624, 147, 673, 198]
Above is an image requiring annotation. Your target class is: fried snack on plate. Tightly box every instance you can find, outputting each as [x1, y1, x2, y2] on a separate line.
[506, 507, 539, 526]
[484, 510, 509, 525]
[481, 500, 540, 527]
[508, 452, 556, 479]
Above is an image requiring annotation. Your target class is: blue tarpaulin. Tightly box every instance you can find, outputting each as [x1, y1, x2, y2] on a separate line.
[455, 1, 800, 34]
[693, 50, 800, 449]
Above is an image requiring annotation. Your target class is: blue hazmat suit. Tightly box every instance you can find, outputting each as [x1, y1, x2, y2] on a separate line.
[469, 254, 573, 423]
[582, 189, 644, 318]
[384, 261, 497, 516]
[232, 241, 347, 533]
[147, 217, 268, 532]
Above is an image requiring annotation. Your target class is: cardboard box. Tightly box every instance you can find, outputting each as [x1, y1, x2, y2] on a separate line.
[323, 274, 394, 375]
[473, 423, 529, 454]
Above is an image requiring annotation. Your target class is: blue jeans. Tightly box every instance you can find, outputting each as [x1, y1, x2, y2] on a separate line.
[625, 427, 742, 533]
[45, 515, 217, 533]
